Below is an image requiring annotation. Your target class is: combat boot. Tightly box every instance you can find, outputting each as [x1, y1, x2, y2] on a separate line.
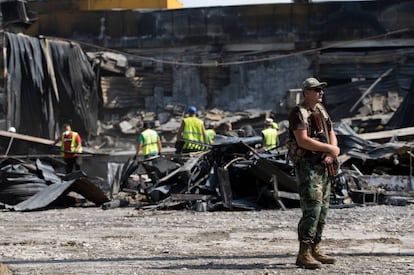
[295, 242, 323, 269]
[311, 242, 336, 264]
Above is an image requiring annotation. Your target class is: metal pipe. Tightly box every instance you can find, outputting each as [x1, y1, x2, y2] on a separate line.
[4, 136, 14, 156]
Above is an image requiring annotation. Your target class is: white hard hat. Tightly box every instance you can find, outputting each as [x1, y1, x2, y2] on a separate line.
[8, 127, 16, 133]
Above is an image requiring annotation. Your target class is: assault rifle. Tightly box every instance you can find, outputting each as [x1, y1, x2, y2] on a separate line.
[318, 119, 348, 203]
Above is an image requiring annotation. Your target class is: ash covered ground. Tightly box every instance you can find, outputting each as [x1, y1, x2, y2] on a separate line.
[1, 204, 413, 274]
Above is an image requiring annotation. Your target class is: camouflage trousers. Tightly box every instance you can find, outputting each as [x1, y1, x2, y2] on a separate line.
[295, 160, 331, 244]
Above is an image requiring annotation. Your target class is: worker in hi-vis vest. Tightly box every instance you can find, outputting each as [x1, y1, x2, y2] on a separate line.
[54, 123, 83, 173]
[261, 118, 278, 150]
[135, 121, 162, 159]
[205, 126, 216, 145]
[176, 106, 207, 153]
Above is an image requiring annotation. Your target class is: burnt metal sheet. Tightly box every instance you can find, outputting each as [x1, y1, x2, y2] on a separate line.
[11, 177, 109, 212]
[100, 76, 146, 109]
[107, 161, 124, 198]
[216, 166, 232, 209]
[47, 39, 99, 137]
[125, 136, 302, 210]
[0, 181, 47, 205]
[249, 158, 297, 194]
[69, 178, 110, 205]
[320, 50, 414, 121]
[386, 79, 414, 129]
[36, 158, 61, 184]
[0, 158, 48, 205]
[4, 32, 99, 140]
[335, 123, 403, 160]
[10, 180, 75, 211]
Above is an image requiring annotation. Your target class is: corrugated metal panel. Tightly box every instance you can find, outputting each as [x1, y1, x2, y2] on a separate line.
[319, 49, 414, 79]
[318, 47, 414, 121]
[101, 67, 173, 109]
[101, 76, 146, 109]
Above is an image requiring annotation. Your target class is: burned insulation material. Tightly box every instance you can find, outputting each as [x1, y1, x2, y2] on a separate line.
[4, 32, 99, 140]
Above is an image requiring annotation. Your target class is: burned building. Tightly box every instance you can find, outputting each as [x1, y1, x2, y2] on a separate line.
[0, 1, 413, 211]
[1, 0, 414, 139]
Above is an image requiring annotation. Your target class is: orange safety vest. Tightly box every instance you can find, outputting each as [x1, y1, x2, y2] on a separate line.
[61, 131, 82, 157]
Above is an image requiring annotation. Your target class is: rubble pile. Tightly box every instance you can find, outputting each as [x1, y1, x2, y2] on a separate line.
[100, 119, 414, 211]
[90, 106, 272, 153]
[1, 116, 414, 212]
[108, 135, 300, 211]
[0, 158, 109, 211]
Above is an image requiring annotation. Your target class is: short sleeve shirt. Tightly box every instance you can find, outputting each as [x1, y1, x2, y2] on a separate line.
[288, 104, 332, 140]
[63, 132, 81, 158]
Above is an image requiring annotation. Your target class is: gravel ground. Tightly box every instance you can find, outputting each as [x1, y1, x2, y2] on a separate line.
[1, 204, 413, 274]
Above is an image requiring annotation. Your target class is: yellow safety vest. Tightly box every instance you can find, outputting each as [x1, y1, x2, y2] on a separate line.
[61, 131, 82, 155]
[182, 117, 205, 151]
[205, 129, 216, 145]
[262, 128, 278, 150]
[140, 129, 159, 156]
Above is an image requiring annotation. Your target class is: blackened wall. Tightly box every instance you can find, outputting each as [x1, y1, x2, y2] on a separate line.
[19, 1, 414, 117]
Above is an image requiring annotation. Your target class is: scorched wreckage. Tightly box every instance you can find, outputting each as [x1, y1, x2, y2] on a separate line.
[0, 0, 413, 212]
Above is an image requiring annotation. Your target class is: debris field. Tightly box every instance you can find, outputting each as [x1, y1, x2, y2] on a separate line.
[1, 204, 413, 274]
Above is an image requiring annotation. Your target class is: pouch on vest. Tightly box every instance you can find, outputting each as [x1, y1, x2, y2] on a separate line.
[286, 137, 306, 164]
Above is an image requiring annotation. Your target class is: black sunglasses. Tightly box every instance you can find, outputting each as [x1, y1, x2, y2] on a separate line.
[311, 87, 323, 92]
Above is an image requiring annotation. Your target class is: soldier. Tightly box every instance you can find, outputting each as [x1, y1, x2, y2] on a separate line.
[288, 77, 340, 269]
